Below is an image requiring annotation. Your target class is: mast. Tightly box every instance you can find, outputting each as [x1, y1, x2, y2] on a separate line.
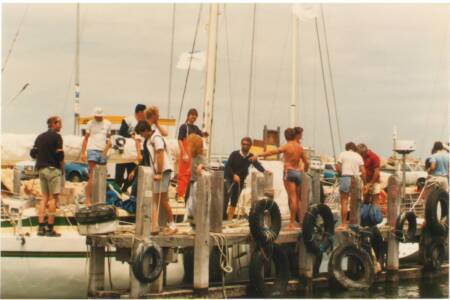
[246, 4, 257, 136]
[167, 4, 176, 118]
[290, 10, 299, 127]
[202, 3, 219, 160]
[74, 3, 80, 135]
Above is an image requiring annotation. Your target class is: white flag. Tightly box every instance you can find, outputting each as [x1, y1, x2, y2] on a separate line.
[176, 50, 206, 71]
[292, 4, 319, 21]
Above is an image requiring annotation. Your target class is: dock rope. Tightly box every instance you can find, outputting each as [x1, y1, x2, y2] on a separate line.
[210, 232, 233, 298]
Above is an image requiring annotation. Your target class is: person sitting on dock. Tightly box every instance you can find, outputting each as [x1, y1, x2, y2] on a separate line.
[185, 133, 209, 228]
[30, 116, 64, 237]
[146, 106, 177, 235]
[177, 108, 208, 204]
[115, 104, 146, 194]
[224, 137, 270, 220]
[81, 107, 112, 207]
[256, 128, 308, 230]
[336, 142, 366, 230]
[428, 141, 449, 192]
[357, 144, 381, 204]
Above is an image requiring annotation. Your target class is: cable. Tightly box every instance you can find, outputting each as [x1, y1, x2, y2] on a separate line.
[314, 17, 337, 161]
[176, 4, 203, 136]
[246, 4, 257, 136]
[167, 4, 176, 118]
[2, 4, 29, 74]
[223, 4, 236, 149]
[320, 4, 343, 153]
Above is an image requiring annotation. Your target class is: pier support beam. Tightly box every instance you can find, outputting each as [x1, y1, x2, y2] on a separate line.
[210, 170, 224, 233]
[298, 173, 313, 293]
[130, 167, 155, 298]
[193, 172, 212, 296]
[13, 167, 21, 195]
[386, 175, 400, 283]
[349, 177, 361, 226]
[92, 165, 107, 204]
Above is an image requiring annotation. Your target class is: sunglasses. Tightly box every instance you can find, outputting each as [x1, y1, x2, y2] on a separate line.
[242, 143, 251, 146]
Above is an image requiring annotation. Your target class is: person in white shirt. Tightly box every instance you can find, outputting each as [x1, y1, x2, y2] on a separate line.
[336, 142, 366, 230]
[81, 107, 112, 207]
[145, 106, 177, 235]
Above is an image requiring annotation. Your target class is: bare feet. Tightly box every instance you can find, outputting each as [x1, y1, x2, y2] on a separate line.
[162, 227, 178, 235]
[286, 222, 301, 231]
[336, 224, 348, 231]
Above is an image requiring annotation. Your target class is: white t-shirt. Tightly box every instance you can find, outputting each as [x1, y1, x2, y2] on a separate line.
[337, 150, 364, 176]
[149, 127, 173, 172]
[86, 119, 112, 151]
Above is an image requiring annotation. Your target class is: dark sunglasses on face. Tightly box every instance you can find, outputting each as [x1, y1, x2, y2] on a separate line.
[242, 143, 250, 147]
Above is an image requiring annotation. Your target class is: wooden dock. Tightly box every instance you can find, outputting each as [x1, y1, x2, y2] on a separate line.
[84, 165, 448, 298]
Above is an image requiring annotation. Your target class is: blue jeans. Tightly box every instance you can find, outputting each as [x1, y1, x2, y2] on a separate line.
[339, 176, 352, 193]
[87, 150, 107, 165]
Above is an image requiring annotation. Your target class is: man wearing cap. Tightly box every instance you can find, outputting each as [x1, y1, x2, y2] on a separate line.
[115, 104, 146, 193]
[81, 107, 112, 207]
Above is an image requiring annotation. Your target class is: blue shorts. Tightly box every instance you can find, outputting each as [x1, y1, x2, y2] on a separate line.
[285, 169, 302, 186]
[339, 176, 352, 193]
[87, 150, 107, 165]
[153, 170, 172, 194]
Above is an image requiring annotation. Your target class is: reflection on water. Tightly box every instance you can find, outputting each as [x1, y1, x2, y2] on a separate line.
[297, 276, 449, 299]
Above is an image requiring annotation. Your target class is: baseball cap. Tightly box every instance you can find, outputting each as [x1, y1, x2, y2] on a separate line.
[93, 107, 104, 117]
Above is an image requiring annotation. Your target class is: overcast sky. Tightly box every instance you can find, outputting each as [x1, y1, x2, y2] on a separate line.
[2, 3, 449, 159]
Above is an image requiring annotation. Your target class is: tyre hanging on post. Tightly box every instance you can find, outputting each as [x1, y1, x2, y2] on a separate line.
[425, 188, 449, 236]
[131, 242, 164, 284]
[395, 211, 417, 242]
[301, 203, 335, 253]
[249, 198, 282, 244]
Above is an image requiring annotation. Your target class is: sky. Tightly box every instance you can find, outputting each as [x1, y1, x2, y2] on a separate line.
[2, 3, 449, 159]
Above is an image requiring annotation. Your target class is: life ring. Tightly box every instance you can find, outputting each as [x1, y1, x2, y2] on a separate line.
[182, 246, 223, 283]
[328, 242, 375, 290]
[395, 211, 417, 242]
[131, 242, 164, 283]
[425, 188, 449, 236]
[423, 241, 446, 271]
[249, 244, 290, 297]
[75, 204, 116, 225]
[249, 198, 282, 244]
[302, 204, 335, 254]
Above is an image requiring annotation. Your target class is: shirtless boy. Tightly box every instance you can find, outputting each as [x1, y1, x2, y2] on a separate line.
[255, 128, 309, 230]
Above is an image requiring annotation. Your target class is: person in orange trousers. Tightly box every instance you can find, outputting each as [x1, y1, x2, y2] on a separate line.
[177, 108, 208, 203]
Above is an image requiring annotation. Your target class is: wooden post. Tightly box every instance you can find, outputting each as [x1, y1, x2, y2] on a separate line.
[92, 165, 107, 204]
[386, 175, 400, 283]
[310, 169, 321, 204]
[349, 176, 361, 225]
[193, 172, 212, 296]
[210, 170, 224, 233]
[130, 167, 155, 298]
[87, 165, 107, 296]
[250, 172, 258, 203]
[298, 173, 313, 292]
[88, 242, 105, 296]
[256, 173, 265, 199]
[13, 167, 21, 195]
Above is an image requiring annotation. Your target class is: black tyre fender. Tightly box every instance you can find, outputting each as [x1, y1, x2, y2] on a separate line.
[75, 203, 116, 225]
[395, 211, 417, 242]
[425, 188, 449, 236]
[249, 244, 290, 297]
[131, 242, 163, 283]
[249, 198, 282, 244]
[302, 204, 335, 253]
[423, 241, 446, 271]
[328, 242, 375, 290]
[68, 171, 82, 182]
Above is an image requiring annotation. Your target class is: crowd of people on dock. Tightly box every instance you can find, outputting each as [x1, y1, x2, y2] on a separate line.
[29, 104, 449, 236]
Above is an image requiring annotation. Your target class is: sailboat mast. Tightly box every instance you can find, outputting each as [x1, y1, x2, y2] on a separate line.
[246, 4, 256, 136]
[290, 11, 299, 127]
[202, 3, 219, 160]
[74, 3, 80, 135]
[167, 4, 176, 118]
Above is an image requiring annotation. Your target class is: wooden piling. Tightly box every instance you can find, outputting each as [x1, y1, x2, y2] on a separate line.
[210, 170, 224, 233]
[298, 173, 313, 292]
[13, 167, 21, 195]
[193, 172, 212, 296]
[310, 169, 321, 204]
[130, 166, 155, 298]
[349, 176, 361, 225]
[386, 175, 400, 283]
[87, 165, 107, 296]
[92, 165, 107, 204]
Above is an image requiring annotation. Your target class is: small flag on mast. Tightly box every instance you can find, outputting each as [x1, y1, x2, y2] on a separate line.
[176, 50, 206, 71]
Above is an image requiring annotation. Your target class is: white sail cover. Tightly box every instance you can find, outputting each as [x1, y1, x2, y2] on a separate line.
[1, 133, 179, 164]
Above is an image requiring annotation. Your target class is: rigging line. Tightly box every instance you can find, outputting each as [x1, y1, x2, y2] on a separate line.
[268, 13, 291, 128]
[320, 4, 343, 152]
[314, 17, 337, 161]
[246, 3, 257, 137]
[223, 4, 236, 149]
[167, 3, 176, 118]
[2, 4, 29, 74]
[176, 4, 203, 136]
